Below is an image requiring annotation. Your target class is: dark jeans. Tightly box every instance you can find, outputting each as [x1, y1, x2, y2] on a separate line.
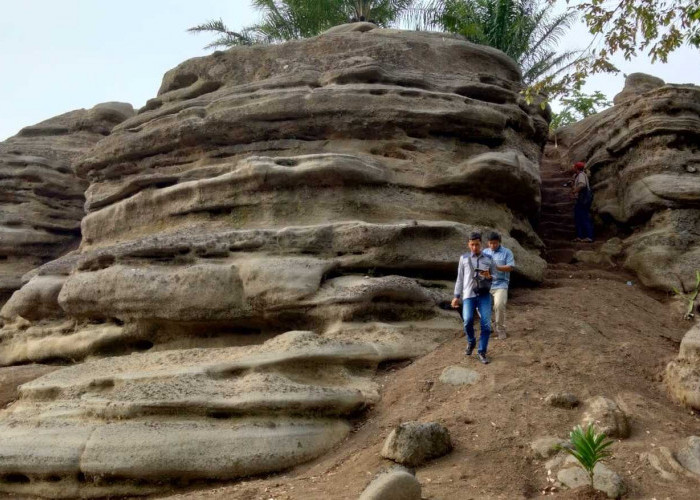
[462, 293, 492, 354]
[574, 200, 594, 240]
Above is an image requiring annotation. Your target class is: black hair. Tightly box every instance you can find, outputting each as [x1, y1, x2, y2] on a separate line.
[468, 232, 482, 241]
[487, 231, 501, 242]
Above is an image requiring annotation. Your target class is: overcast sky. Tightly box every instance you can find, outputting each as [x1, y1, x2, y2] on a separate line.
[1, 0, 698, 141]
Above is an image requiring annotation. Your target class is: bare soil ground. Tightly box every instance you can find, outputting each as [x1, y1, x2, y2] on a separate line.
[152, 267, 700, 500]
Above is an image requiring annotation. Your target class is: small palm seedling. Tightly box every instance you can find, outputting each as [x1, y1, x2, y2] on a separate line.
[672, 269, 700, 320]
[559, 424, 614, 489]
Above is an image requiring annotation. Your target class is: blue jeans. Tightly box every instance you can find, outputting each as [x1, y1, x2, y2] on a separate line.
[462, 293, 492, 354]
[574, 200, 594, 240]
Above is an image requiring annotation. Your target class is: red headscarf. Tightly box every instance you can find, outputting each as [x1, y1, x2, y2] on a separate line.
[573, 161, 585, 171]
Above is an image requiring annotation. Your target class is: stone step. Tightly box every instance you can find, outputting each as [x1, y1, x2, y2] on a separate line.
[537, 213, 574, 223]
[540, 228, 575, 239]
[539, 220, 575, 232]
[544, 248, 575, 264]
[544, 268, 625, 282]
[541, 201, 575, 210]
[543, 239, 595, 249]
[541, 177, 573, 187]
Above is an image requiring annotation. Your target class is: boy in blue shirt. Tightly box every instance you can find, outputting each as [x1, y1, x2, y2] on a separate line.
[483, 231, 515, 339]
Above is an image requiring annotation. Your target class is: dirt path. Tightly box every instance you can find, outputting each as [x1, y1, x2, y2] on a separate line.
[152, 268, 697, 499]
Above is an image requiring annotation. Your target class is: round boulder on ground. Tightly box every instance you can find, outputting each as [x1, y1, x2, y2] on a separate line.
[582, 396, 630, 438]
[531, 437, 568, 459]
[545, 392, 580, 409]
[358, 466, 421, 500]
[675, 436, 700, 477]
[557, 461, 626, 498]
[381, 421, 452, 466]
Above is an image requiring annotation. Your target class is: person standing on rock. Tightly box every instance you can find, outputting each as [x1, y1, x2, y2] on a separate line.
[483, 232, 515, 340]
[572, 161, 594, 242]
[451, 232, 496, 364]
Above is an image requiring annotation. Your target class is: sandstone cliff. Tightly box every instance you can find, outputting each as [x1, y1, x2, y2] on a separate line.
[0, 103, 134, 309]
[0, 25, 547, 497]
[555, 73, 700, 291]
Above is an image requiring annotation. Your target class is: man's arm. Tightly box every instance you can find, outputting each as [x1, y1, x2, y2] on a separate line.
[451, 256, 464, 308]
[496, 249, 515, 272]
[572, 173, 586, 195]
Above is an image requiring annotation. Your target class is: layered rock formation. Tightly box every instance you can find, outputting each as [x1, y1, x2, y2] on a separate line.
[666, 322, 700, 409]
[0, 103, 134, 308]
[555, 73, 700, 291]
[0, 24, 547, 497]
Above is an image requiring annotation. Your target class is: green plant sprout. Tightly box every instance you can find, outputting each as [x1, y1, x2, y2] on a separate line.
[558, 424, 614, 489]
[672, 269, 700, 320]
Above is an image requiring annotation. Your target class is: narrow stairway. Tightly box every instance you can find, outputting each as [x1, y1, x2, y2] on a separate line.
[538, 142, 632, 286]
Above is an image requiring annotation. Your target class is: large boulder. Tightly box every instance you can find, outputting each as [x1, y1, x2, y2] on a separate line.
[555, 73, 700, 292]
[666, 323, 700, 409]
[381, 421, 453, 466]
[0, 103, 134, 308]
[0, 25, 546, 497]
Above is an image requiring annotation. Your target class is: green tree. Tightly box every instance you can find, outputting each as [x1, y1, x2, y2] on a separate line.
[571, 0, 700, 63]
[550, 89, 611, 130]
[189, 0, 414, 49]
[411, 1, 580, 85]
[528, 0, 700, 100]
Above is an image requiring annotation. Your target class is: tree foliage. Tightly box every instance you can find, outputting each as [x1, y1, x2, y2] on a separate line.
[189, 0, 414, 49]
[550, 89, 611, 130]
[413, 1, 580, 85]
[528, 0, 700, 101]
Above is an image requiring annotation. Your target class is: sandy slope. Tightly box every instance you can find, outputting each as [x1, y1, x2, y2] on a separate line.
[146, 266, 699, 499]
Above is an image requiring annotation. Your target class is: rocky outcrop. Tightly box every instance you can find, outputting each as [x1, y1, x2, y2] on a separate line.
[0, 25, 546, 497]
[666, 322, 700, 409]
[554, 73, 700, 291]
[0, 103, 134, 308]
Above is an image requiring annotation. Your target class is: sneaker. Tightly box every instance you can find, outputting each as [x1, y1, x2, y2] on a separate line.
[582, 238, 594, 243]
[466, 343, 475, 356]
[477, 352, 490, 364]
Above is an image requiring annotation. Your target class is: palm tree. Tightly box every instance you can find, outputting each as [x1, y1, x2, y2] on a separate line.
[410, 0, 579, 85]
[189, 0, 415, 49]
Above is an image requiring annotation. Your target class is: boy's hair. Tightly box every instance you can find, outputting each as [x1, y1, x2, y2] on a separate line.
[468, 232, 482, 241]
[487, 231, 501, 242]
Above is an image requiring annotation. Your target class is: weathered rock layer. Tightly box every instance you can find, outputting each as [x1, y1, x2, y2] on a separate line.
[0, 103, 134, 308]
[0, 25, 546, 497]
[555, 73, 700, 291]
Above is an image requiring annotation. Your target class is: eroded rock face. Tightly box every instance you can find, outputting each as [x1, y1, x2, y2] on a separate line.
[0, 25, 546, 496]
[555, 74, 700, 291]
[666, 323, 700, 409]
[0, 103, 134, 308]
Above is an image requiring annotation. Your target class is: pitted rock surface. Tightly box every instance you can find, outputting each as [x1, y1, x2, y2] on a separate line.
[554, 73, 700, 291]
[381, 421, 453, 466]
[0, 25, 546, 496]
[359, 466, 422, 500]
[582, 396, 631, 439]
[0, 103, 134, 309]
[666, 323, 700, 409]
